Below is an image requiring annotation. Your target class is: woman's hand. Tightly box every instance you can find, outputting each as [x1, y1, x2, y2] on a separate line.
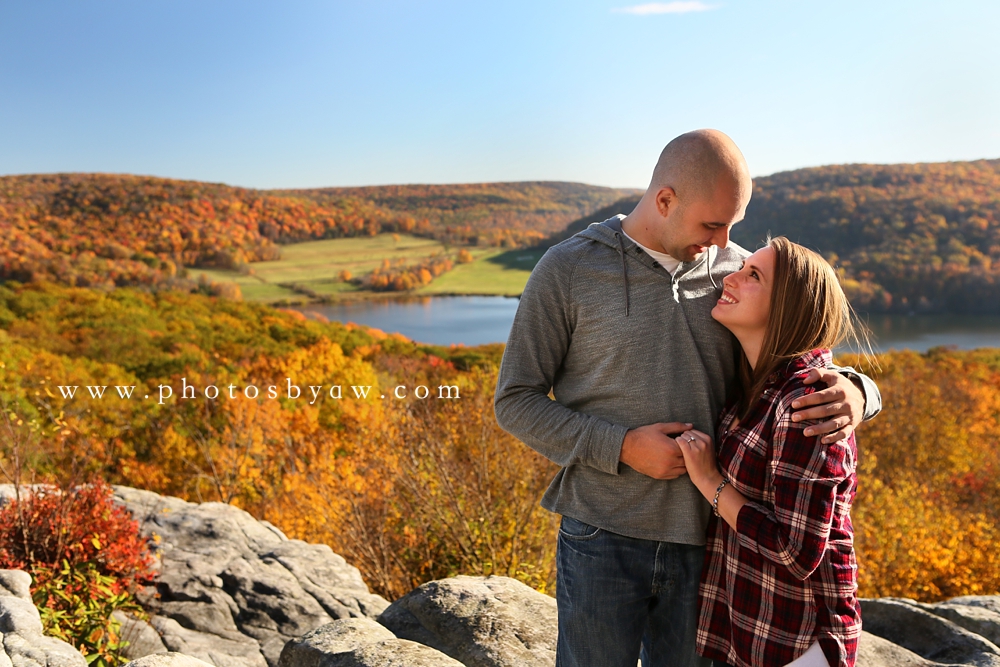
[676, 429, 724, 495]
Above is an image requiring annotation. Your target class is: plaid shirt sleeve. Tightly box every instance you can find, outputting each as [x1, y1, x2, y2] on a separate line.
[734, 385, 856, 581]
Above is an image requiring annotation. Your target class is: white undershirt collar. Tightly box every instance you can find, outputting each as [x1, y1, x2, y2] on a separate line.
[620, 227, 681, 276]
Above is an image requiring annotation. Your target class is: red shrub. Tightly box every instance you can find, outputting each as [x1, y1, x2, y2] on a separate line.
[0, 480, 156, 594]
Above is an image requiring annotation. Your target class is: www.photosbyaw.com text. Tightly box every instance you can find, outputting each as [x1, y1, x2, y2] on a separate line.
[53, 378, 461, 405]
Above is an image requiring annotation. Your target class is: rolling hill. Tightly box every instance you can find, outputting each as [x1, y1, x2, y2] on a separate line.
[0, 174, 634, 290]
[2, 159, 999, 313]
[541, 159, 1000, 314]
[733, 159, 1000, 314]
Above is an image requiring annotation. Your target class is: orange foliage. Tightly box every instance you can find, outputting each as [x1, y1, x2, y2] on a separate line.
[0, 174, 401, 289]
[274, 364, 559, 599]
[846, 348, 1000, 600]
[0, 175, 633, 292]
[4, 282, 1000, 601]
[362, 254, 454, 291]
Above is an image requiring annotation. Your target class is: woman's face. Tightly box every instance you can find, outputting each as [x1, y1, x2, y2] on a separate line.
[712, 245, 774, 337]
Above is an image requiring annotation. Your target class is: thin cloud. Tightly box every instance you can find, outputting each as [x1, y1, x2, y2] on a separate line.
[613, 2, 718, 15]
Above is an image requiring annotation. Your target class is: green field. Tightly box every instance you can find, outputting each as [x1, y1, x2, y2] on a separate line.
[188, 234, 541, 303]
[415, 248, 543, 297]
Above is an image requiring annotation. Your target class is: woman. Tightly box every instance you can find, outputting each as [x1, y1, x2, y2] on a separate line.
[675, 236, 868, 667]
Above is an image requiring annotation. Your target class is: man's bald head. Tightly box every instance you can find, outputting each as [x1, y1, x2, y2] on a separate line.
[622, 129, 751, 260]
[649, 129, 752, 207]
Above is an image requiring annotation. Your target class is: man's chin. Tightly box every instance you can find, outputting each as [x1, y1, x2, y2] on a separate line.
[684, 246, 708, 262]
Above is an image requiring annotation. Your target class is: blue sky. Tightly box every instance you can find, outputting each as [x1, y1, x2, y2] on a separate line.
[1, 1, 998, 189]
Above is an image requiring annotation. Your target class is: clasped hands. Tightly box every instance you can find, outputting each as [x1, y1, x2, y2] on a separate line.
[620, 368, 862, 480]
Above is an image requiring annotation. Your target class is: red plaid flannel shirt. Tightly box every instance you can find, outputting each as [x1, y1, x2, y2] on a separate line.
[696, 349, 861, 667]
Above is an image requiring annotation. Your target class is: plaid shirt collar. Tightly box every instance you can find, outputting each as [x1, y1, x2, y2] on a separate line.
[763, 349, 832, 389]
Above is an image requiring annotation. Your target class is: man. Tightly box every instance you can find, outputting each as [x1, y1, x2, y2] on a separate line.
[494, 130, 879, 667]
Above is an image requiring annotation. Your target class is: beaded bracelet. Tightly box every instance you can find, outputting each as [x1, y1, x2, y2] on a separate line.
[712, 478, 729, 518]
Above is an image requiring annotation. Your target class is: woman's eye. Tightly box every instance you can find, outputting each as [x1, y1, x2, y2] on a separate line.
[750, 270, 759, 279]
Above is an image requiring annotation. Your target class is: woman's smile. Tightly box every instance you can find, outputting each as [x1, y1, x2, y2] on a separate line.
[717, 290, 738, 305]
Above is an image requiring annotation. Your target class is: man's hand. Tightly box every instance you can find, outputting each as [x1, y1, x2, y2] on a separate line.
[620, 422, 691, 479]
[792, 368, 865, 444]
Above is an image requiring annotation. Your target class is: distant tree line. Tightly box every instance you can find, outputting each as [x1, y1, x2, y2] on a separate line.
[3, 160, 1000, 313]
[732, 159, 1000, 315]
[0, 174, 633, 291]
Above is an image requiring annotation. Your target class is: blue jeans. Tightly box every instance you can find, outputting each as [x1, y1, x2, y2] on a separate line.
[556, 516, 711, 667]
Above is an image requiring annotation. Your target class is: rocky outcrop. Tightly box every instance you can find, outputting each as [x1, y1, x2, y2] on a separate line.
[8, 484, 1000, 667]
[378, 576, 557, 667]
[857, 631, 938, 667]
[925, 598, 1000, 648]
[861, 597, 1000, 666]
[115, 611, 170, 659]
[0, 569, 88, 667]
[113, 486, 390, 667]
[124, 654, 215, 667]
[278, 617, 462, 667]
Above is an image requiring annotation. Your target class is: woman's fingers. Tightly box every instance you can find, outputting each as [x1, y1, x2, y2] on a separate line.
[682, 429, 713, 447]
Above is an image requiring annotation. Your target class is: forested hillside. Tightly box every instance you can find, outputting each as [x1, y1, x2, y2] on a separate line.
[3, 160, 1000, 313]
[283, 181, 639, 246]
[733, 159, 1000, 314]
[0, 174, 633, 290]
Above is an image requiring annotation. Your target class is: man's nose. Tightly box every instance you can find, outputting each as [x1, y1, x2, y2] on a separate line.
[712, 226, 730, 249]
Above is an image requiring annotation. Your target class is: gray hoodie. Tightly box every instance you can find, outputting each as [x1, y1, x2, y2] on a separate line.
[494, 215, 880, 545]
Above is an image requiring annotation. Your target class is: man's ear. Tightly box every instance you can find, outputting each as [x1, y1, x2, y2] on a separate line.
[654, 187, 677, 219]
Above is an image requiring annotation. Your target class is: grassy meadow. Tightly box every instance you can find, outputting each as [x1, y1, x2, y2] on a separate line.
[415, 247, 544, 297]
[190, 233, 542, 302]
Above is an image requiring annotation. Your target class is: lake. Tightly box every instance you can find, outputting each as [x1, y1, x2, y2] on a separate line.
[294, 297, 1000, 352]
[297, 296, 522, 347]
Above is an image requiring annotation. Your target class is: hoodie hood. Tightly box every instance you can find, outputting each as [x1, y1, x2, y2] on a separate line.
[574, 214, 740, 315]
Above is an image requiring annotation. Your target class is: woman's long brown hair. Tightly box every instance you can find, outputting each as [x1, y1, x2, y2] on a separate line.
[734, 236, 874, 420]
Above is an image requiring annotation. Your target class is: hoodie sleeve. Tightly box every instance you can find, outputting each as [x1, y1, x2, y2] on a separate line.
[494, 245, 628, 476]
[828, 364, 882, 421]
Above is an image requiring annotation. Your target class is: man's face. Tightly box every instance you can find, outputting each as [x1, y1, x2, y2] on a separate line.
[659, 181, 748, 262]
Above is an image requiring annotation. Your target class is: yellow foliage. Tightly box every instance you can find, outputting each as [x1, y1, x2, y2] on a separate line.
[5, 281, 1000, 603]
[846, 349, 1000, 601]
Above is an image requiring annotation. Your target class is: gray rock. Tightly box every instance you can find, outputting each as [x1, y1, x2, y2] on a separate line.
[924, 602, 1000, 649]
[861, 598, 1000, 666]
[263, 542, 388, 620]
[0, 569, 87, 667]
[313, 640, 464, 667]
[154, 599, 244, 640]
[856, 631, 940, 667]
[113, 485, 390, 667]
[0, 572, 30, 600]
[2, 631, 89, 667]
[123, 653, 215, 667]
[922, 595, 1000, 646]
[378, 575, 557, 667]
[0, 597, 43, 636]
[951, 597, 1000, 616]
[0, 486, 31, 506]
[113, 611, 169, 659]
[221, 556, 333, 637]
[278, 618, 396, 667]
[150, 616, 267, 667]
